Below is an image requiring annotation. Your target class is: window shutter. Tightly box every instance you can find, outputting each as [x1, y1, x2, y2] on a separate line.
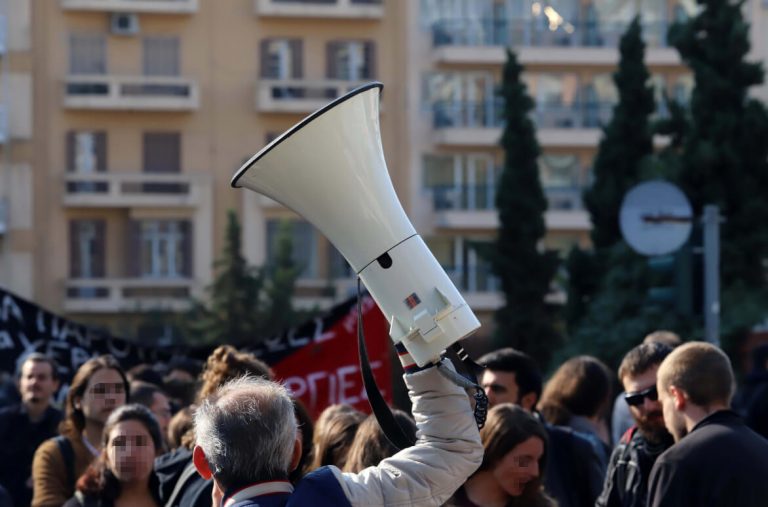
[326, 41, 339, 79]
[180, 220, 193, 277]
[364, 41, 376, 79]
[143, 132, 181, 173]
[127, 220, 142, 277]
[69, 220, 82, 278]
[93, 220, 106, 277]
[66, 131, 76, 172]
[291, 39, 303, 79]
[260, 39, 272, 78]
[94, 131, 107, 172]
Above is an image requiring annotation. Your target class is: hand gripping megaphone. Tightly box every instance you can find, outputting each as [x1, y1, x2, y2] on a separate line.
[232, 82, 480, 367]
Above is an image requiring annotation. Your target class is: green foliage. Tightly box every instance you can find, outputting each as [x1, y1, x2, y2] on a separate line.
[565, 18, 658, 358]
[668, 0, 768, 355]
[262, 220, 302, 338]
[490, 49, 561, 368]
[182, 213, 318, 347]
[583, 16, 656, 251]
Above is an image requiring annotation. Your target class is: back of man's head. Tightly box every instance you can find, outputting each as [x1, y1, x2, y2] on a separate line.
[619, 342, 674, 383]
[658, 342, 734, 407]
[194, 376, 297, 490]
[478, 348, 543, 400]
[643, 330, 682, 349]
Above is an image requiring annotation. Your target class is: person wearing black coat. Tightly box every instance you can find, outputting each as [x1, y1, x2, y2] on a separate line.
[648, 342, 768, 507]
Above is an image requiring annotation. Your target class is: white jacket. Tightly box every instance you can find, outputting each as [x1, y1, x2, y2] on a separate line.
[330, 360, 483, 507]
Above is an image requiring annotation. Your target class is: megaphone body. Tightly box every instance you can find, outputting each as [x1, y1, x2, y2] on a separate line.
[232, 83, 480, 367]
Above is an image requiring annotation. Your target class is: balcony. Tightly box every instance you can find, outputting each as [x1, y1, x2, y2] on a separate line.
[63, 277, 197, 313]
[254, 0, 383, 19]
[63, 171, 211, 208]
[445, 265, 502, 311]
[431, 18, 681, 66]
[431, 100, 611, 147]
[63, 75, 200, 111]
[61, 0, 198, 14]
[427, 183, 587, 230]
[256, 79, 370, 113]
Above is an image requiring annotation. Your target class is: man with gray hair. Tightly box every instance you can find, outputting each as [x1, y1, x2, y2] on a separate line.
[193, 360, 483, 506]
[647, 342, 768, 507]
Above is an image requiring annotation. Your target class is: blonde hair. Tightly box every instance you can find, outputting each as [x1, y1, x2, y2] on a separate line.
[657, 342, 734, 407]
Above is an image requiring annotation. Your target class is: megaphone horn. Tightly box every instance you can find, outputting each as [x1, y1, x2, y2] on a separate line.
[232, 82, 480, 367]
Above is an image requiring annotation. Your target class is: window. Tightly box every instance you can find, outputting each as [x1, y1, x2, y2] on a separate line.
[69, 34, 107, 75]
[525, 72, 580, 128]
[423, 153, 496, 210]
[69, 220, 106, 278]
[424, 72, 497, 128]
[266, 219, 317, 278]
[326, 41, 375, 80]
[143, 36, 180, 77]
[425, 236, 498, 292]
[143, 132, 182, 193]
[67, 131, 107, 173]
[260, 39, 303, 79]
[539, 154, 583, 210]
[129, 220, 192, 278]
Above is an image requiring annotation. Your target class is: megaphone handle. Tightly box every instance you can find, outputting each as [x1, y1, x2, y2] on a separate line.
[357, 278, 418, 451]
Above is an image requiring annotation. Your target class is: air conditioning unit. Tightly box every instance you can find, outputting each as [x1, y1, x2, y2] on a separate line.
[110, 13, 140, 36]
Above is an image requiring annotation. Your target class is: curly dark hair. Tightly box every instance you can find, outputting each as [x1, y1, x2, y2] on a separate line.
[197, 345, 274, 402]
[75, 404, 163, 503]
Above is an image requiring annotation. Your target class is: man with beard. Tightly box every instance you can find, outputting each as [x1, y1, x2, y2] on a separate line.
[648, 342, 768, 507]
[0, 354, 62, 506]
[597, 342, 673, 507]
[479, 348, 604, 507]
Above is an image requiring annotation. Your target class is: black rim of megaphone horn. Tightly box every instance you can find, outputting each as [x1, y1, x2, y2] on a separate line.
[231, 81, 384, 189]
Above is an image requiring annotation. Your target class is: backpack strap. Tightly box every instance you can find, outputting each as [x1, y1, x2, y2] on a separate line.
[620, 425, 638, 445]
[165, 460, 201, 507]
[55, 435, 75, 490]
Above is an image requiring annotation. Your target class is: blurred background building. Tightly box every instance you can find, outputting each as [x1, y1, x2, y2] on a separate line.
[0, 0, 765, 340]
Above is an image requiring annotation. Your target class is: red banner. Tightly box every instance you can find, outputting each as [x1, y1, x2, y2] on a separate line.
[269, 296, 392, 419]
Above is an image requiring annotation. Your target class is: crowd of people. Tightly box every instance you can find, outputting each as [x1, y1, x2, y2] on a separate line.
[0, 330, 767, 506]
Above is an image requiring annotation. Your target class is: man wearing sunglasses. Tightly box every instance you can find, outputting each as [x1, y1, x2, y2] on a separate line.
[597, 342, 674, 507]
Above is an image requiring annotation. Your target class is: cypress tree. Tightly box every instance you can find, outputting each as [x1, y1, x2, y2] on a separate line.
[491, 49, 560, 367]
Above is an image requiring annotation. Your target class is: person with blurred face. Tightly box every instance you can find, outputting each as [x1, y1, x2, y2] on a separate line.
[448, 404, 554, 507]
[63, 404, 163, 507]
[597, 342, 674, 507]
[648, 342, 768, 507]
[478, 348, 604, 507]
[130, 382, 172, 445]
[0, 353, 62, 506]
[32, 355, 129, 507]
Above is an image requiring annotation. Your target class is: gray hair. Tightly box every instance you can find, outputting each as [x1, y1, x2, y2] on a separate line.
[194, 375, 297, 489]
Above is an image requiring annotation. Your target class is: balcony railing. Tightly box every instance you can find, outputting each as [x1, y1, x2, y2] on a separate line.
[254, 0, 383, 18]
[60, 0, 198, 13]
[256, 79, 371, 113]
[432, 18, 671, 49]
[444, 264, 500, 294]
[64, 75, 200, 111]
[428, 183, 584, 212]
[432, 100, 615, 130]
[63, 277, 196, 313]
[63, 171, 211, 207]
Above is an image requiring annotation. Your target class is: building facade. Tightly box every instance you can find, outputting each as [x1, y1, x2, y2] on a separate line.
[0, 0, 764, 341]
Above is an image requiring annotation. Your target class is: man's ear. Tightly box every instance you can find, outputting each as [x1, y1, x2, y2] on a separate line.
[193, 445, 213, 480]
[289, 437, 303, 472]
[669, 385, 687, 411]
[520, 392, 538, 412]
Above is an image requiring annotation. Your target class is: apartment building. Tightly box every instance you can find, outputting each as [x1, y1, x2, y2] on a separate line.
[0, 0, 34, 301]
[0, 0, 765, 340]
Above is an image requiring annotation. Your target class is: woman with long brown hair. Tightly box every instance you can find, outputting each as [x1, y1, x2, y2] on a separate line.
[449, 404, 555, 507]
[63, 404, 164, 507]
[32, 355, 129, 507]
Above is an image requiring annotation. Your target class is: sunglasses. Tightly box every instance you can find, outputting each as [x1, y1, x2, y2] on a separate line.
[624, 385, 658, 406]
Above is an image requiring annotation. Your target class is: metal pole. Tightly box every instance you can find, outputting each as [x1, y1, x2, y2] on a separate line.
[702, 205, 720, 346]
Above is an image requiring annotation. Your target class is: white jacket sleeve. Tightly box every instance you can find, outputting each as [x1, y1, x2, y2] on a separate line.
[331, 359, 483, 507]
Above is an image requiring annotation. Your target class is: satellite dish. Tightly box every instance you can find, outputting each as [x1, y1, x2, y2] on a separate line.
[620, 180, 693, 256]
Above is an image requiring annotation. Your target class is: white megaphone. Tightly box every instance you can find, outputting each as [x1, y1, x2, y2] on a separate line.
[232, 82, 480, 367]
